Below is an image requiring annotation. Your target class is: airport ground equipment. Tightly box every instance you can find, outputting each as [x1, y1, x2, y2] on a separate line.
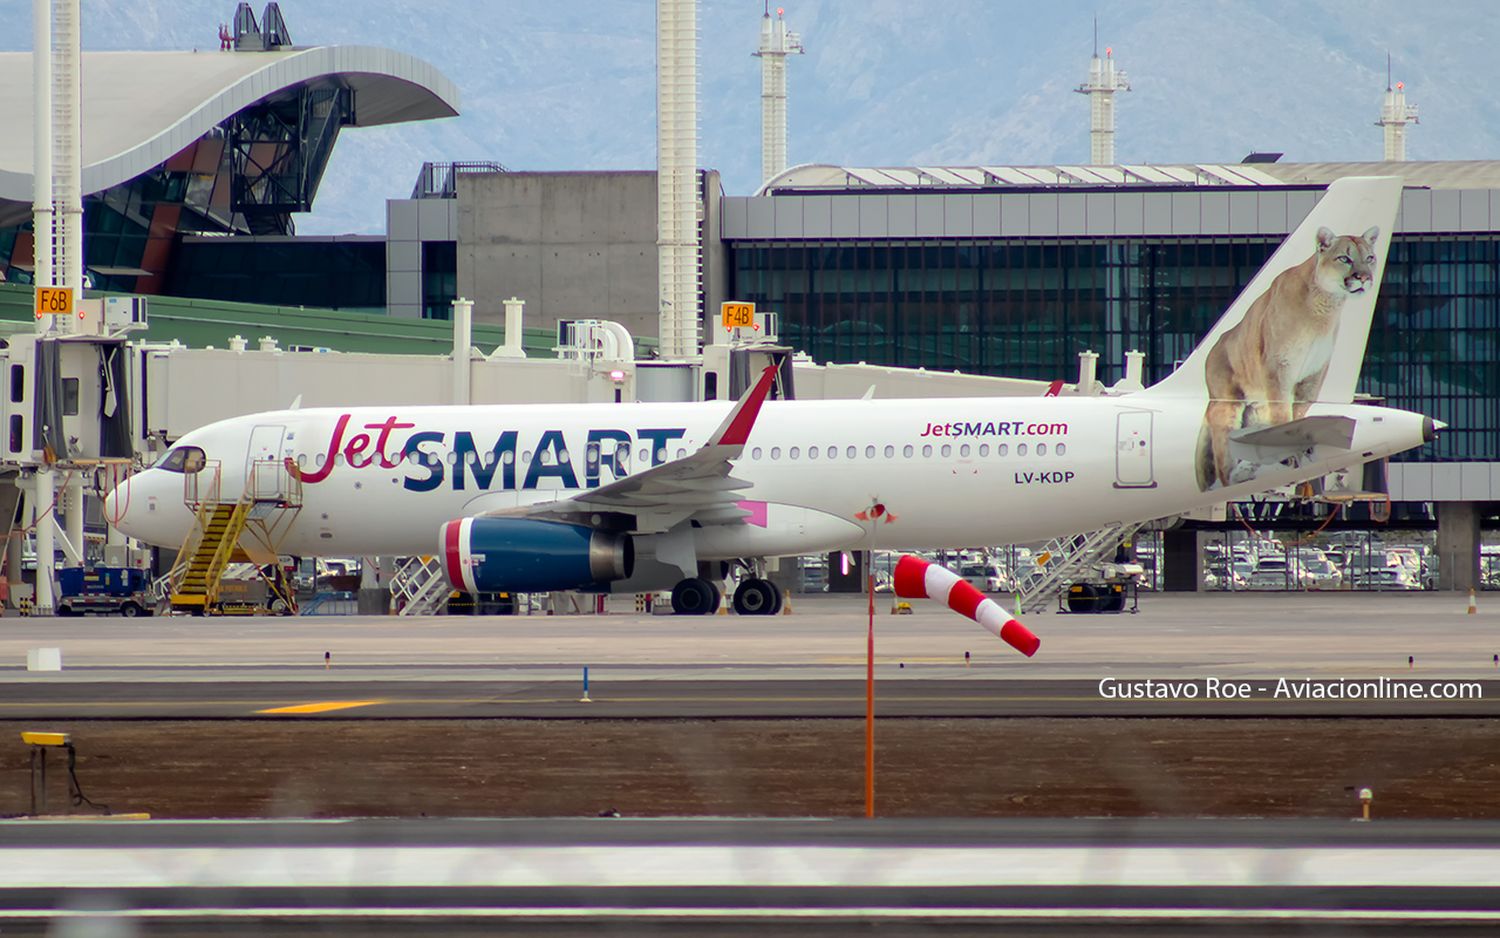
[1061, 577, 1140, 614]
[55, 565, 149, 617]
[164, 459, 300, 615]
[19, 730, 105, 816]
[1016, 521, 1146, 614]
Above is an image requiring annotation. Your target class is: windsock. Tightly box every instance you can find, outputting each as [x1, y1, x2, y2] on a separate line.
[893, 554, 1041, 658]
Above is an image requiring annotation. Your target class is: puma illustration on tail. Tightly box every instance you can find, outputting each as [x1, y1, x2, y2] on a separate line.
[1137, 176, 1404, 490]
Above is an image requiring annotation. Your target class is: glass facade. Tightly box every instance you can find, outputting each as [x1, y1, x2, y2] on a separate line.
[166, 238, 386, 311]
[730, 235, 1500, 462]
[422, 241, 458, 320]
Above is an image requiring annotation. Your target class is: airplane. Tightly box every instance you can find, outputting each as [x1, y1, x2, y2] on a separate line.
[108, 176, 1437, 617]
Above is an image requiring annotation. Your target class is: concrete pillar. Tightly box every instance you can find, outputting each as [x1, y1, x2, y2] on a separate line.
[1437, 501, 1481, 592]
[358, 556, 391, 615]
[33, 469, 53, 614]
[63, 473, 83, 567]
[1163, 528, 1202, 592]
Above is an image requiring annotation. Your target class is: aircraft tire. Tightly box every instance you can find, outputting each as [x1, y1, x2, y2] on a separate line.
[671, 577, 717, 616]
[732, 578, 779, 616]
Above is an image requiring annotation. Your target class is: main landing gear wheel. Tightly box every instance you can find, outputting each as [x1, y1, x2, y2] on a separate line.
[671, 577, 719, 616]
[732, 578, 780, 616]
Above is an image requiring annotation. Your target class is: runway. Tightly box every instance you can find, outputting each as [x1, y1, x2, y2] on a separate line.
[3, 818, 1500, 934]
[1, 592, 1497, 717]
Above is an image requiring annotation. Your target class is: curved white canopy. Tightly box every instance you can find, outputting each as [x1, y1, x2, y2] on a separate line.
[0, 46, 459, 202]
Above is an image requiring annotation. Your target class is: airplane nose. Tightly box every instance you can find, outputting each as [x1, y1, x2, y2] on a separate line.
[104, 479, 133, 537]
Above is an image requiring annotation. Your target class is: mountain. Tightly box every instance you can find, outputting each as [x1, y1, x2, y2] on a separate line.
[1, 0, 1494, 235]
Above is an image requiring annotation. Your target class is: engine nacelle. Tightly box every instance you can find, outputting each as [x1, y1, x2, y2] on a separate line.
[439, 517, 633, 594]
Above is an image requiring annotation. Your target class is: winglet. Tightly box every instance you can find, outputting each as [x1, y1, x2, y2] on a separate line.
[707, 365, 778, 447]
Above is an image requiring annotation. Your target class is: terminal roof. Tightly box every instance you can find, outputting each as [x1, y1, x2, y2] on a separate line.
[759, 161, 1500, 195]
[0, 46, 459, 203]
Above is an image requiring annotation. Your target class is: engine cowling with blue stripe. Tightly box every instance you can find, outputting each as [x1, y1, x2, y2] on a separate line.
[440, 518, 634, 593]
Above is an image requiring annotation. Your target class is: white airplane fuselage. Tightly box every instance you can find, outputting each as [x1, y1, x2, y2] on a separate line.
[111, 394, 1432, 567]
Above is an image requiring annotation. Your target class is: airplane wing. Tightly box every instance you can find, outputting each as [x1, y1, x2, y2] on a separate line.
[1230, 415, 1357, 450]
[479, 365, 779, 533]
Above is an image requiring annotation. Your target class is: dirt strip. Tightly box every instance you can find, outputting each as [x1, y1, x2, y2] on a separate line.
[3, 718, 1498, 819]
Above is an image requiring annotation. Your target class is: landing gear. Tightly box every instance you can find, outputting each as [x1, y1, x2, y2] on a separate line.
[732, 578, 781, 616]
[671, 577, 720, 616]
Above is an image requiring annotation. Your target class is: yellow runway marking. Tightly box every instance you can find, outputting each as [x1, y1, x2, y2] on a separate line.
[255, 700, 386, 714]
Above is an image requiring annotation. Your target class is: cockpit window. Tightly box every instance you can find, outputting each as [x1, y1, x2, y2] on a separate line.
[156, 446, 206, 474]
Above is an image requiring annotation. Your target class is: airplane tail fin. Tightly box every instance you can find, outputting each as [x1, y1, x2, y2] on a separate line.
[1140, 176, 1402, 403]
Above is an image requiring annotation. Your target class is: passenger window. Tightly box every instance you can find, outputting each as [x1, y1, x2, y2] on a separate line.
[296, 453, 307, 467]
[616, 444, 629, 464]
[770, 446, 781, 459]
[865, 445, 876, 459]
[979, 444, 989, 457]
[504, 450, 516, 465]
[808, 446, 818, 460]
[1056, 443, 1067, 455]
[884, 445, 895, 458]
[675, 448, 686, 459]
[523, 450, 533, 463]
[317, 453, 327, 467]
[960, 444, 971, 457]
[586, 444, 599, 466]
[1018, 443, 1028, 456]
[921, 444, 933, 458]
[832, 446, 842, 459]
[902, 445, 913, 458]
[790, 446, 801, 459]
[752, 447, 763, 459]
[998, 444, 1009, 456]
[559, 448, 571, 463]
[1036, 443, 1047, 456]
[940, 444, 952, 457]
[638, 448, 649, 463]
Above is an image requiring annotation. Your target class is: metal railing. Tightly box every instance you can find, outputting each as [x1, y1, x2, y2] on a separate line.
[410, 161, 508, 199]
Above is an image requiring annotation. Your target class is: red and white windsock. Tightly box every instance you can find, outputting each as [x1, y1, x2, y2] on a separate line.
[893, 554, 1041, 658]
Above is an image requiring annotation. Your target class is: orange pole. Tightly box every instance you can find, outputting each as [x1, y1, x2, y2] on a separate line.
[865, 555, 875, 818]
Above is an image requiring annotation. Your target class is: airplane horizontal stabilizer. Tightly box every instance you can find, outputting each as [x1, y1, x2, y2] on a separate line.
[1229, 414, 1357, 450]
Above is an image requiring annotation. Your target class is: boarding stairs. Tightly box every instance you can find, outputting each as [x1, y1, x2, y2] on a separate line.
[169, 501, 252, 612]
[391, 556, 451, 616]
[164, 459, 303, 615]
[1015, 521, 1146, 614]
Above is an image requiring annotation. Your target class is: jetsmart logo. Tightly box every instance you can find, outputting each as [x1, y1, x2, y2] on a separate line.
[287, 413, 686, 493]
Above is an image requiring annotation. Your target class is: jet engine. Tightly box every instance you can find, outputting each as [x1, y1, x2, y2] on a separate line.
[439, 518, 633, 593]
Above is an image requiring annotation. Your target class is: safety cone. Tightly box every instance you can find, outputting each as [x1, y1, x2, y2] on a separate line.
[1469, 589, 1478, 615]
[782, 589, 793, 615]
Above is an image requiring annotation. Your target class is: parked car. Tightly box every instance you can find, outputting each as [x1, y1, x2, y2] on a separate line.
[960, 562, 1013, 594]
[1246, 557, 1311, 591]
[1352, 566, 1421, 590]
[1299, 557, 1342, 590]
